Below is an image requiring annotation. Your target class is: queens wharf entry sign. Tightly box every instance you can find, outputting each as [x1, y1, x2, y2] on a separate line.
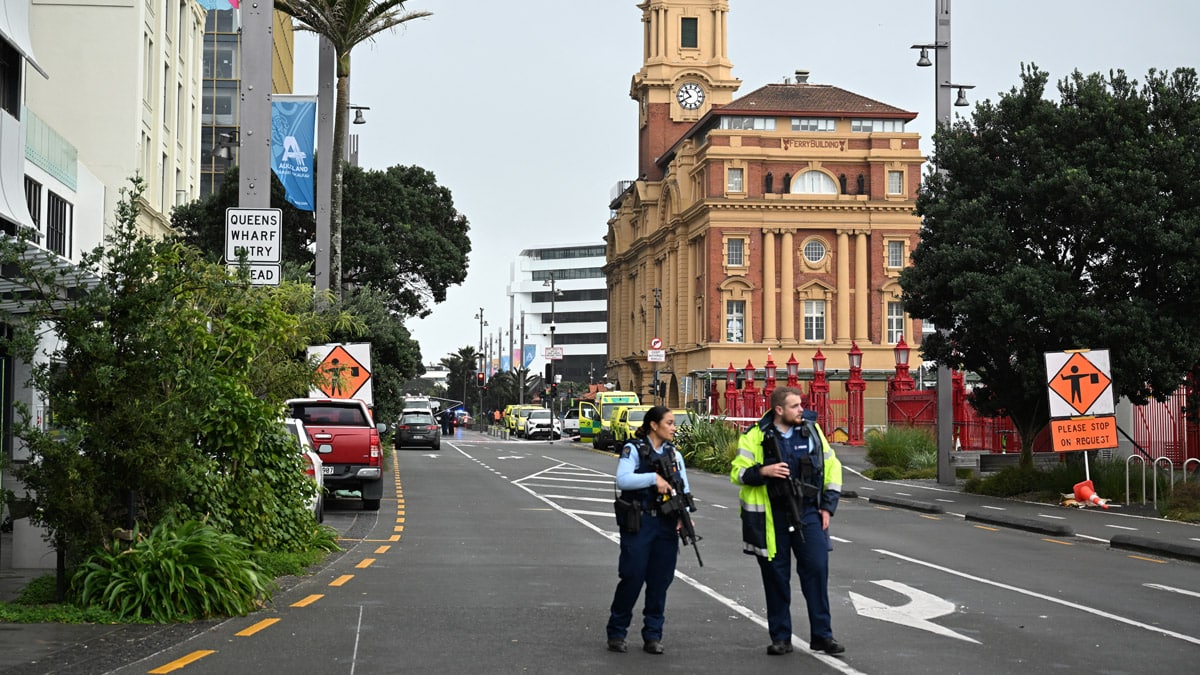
[225, 207, 281, 286]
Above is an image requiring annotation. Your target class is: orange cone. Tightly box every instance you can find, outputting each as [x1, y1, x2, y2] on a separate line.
[1073, 480, 1108, 509]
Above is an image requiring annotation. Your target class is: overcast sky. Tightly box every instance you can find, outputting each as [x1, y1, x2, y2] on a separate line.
[290, 0, 1198, 367]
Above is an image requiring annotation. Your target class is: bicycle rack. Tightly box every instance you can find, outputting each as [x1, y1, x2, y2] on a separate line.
[1152, 456, 1174, 508]
[1126, 455, 1147, 505]
[1184, 458, 1200, 482]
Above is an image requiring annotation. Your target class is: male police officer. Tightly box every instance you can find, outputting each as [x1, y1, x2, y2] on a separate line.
[731, 386, 845, 656]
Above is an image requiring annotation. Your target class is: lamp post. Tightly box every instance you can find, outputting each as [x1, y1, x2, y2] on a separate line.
[475, 308, 487, 416]
[652, 287, 662, 405]
[912, 0, 971, 484]
[846, 342, 865, 446]
[742, 360, 759, 418]
[543, 273, 563, 419]
[763, 351, 777, 403]
[786, 352, 800, 388]
[345, 105, 369, 166]
[891, 335, 915, 392]
[810, 348, 830, 426]
[724, 363, 739, 418]
[518, 311, 527, 405]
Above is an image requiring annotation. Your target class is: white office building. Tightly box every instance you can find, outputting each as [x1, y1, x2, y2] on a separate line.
[507, 244, 607, 385]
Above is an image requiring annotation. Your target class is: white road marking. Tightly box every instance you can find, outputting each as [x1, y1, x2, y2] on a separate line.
[876, 549, 1200, 646]
[1144, 583, 1200, 599]
[831, 535, 852, 544]
[1105, 524, 1137, 531]
[896, 492, 913, 497]
[709, 503, 730, 509]
[850, 580, 980, 643]
[496, 455, 524, 459]
[1039, 514, 1066, 520]
[542, 495, 612, 503]
[567, 509, 615, 518]
[935, 498, 955, 503]
[982, 505, 1006, 510]
[350, 605, 364, 675]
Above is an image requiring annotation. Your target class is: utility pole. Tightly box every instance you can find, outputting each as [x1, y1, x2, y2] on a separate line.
[519, 311, 526, 405]
[652, 287, 662, 405]
[239, 1, 272, 209]
[475, 308, 487, 416]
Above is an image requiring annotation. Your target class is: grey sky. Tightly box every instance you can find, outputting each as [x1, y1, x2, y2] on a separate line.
[291, 0, 1199, 367]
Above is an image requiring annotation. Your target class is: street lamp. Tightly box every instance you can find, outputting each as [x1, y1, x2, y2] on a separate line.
[786, 352, 800, 388]
[891, 335, 915, 392]
[475, 308, 487, 417]
[810, 348, 829, 426]
[542, 274, 563, 419]
[846, 342, 865, 445]
[912, 0, 970, 484]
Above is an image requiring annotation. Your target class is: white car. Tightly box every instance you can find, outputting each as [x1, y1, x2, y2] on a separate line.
[561, 409, 580, 436]
[284, 418, 325, 523]
[524, 408, 563, 440]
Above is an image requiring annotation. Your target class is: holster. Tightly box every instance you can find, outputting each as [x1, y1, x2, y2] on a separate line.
[613, 497, 641, 533]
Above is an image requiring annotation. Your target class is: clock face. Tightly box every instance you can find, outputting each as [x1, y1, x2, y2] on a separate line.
[676, 82, 705, 110]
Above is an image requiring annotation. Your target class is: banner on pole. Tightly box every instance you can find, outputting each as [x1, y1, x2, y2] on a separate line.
[271, 96, 317, 211]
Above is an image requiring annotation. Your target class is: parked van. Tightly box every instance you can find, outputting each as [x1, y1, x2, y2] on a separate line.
[580, 391, 640, 450]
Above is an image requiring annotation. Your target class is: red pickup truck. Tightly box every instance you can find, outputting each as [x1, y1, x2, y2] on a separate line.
[286, 398, 387, 511]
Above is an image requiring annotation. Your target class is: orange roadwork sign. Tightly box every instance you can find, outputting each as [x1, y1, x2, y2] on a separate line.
[1050, 415, 1118, 452]
[316, 345, 370, 399]
[1047, 352, 1111, 416]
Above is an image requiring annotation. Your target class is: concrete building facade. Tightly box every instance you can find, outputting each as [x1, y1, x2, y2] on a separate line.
[606, 0, 926, 419]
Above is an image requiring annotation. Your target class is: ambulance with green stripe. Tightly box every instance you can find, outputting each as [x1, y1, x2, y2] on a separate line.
[579, 391, 641, 450]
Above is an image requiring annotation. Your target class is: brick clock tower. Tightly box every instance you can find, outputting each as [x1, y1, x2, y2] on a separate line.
[608, 0, 925, 426]
[631, 0, 740, 181]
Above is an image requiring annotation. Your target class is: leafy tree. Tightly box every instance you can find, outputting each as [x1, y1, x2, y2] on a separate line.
[439, 347, 481, 412]
[171, 165, 315, 268]
[2, 179, 337, 568]
[324, 286, 424, 424]
[273, 0, 432, 301]
[343, 164, 471, 317]
[901, 66, 1200, 462]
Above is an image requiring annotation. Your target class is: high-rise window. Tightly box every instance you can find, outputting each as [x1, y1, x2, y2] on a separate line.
[0, 41, 20, 116]
[727, 238, 744, 266]
[727, 167, 744, 193]
[887, 302, 905, 344]
[726, 300, 745, 343]
[804, 301, 826, 342]
[46, 191, 72, 257]
[681, 17, 698, 48]
[887, 240, 905, 268]
[887, 170, 904, 195]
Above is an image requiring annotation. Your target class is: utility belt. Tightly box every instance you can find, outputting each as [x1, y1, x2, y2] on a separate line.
[613, 492, 665, 533]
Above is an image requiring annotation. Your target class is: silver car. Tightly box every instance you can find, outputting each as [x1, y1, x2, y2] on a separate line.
[284, 418, 325, 523]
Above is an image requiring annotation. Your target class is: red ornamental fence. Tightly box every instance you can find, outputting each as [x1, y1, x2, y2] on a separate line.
[704, 352, 1200, 460]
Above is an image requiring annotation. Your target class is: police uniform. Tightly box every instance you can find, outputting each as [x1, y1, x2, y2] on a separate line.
[731, 409, 843, 652]
[606, 437, 691, 652]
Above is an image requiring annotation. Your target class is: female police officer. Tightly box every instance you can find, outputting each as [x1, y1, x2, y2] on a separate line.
[605, 406, 692, 655]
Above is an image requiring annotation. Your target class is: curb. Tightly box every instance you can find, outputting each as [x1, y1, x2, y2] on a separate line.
[964, 510, 1074, 537]
[1109, 534, 1200, 564]
[868, 494, 945, 514]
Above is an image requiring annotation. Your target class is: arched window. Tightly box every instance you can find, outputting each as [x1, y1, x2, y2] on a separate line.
[792, 170, 838, 194]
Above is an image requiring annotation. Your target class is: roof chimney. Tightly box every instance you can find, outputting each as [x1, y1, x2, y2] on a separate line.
[794, 69, 810, 84]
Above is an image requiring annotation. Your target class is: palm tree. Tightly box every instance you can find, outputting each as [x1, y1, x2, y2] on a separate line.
[274, 1, 431, 299]
[439, 346, 480, 408]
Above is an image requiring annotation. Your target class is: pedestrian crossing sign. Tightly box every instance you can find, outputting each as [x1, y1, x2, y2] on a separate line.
[1045, 349, 1113, 418]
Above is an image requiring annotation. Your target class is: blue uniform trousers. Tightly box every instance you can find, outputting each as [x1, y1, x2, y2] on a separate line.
[606, 512, 678, 641]
[756, 505, 832, 643]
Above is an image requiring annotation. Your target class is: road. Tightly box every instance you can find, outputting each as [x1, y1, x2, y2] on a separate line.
[104, 430, 1199, 674]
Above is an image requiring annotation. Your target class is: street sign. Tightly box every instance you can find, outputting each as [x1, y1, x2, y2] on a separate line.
[1050, 416, 1118, 451]
[227, 263, 280, 286]
[1045, 349, 1113, 418]
[545, 346, 564, 360]
[225, 207, 282, 263]
[647, 349, 666, 363]
[650, 337, 663, 350]
[308, 343, 373, 403]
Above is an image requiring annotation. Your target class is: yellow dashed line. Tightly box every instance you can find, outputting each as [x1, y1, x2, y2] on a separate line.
[236, 618, 280, 637]
[920, 514, 941, 521]
[148, 650, 216, 673]
[1128, 554, 1167, 564]
[873, 506, 893, 511]
[330, 574, 355, 587]
[389, 534, 401, 541]
[396, 517, 406, 524]
[973, 525, 999, 531]
[291, 594, 324, 607]
[375, 545, 391, 554]
[394, 526, 404, 532]
[356, 558, 376, 569]
[1041, 538, 1074, 546]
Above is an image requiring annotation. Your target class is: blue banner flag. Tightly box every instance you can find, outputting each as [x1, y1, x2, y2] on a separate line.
[500, 354, 511, 372]
[271, 97, 316, 211]
[196, 0, 239, 9]
[523, 345, 536, 369]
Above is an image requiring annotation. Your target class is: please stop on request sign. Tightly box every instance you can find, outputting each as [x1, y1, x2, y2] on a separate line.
[1050, 416, 1118, 452]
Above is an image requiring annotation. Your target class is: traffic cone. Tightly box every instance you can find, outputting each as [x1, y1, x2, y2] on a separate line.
[1073, 480, 1108, 510]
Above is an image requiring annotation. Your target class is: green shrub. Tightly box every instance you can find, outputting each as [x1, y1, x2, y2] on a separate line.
[74, 518, 275, 622]
[867, 466, 902, 481]
[675, 414, 741, 474]
[1163, 479, 1200, 522]
[866, 426, 936, 470]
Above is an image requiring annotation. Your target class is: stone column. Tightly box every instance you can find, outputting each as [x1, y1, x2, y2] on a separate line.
[763, 229, 776, 341]
[855, 231, 868, 342]
[837, 230, 850, 343]
[781, 230, 795, 341]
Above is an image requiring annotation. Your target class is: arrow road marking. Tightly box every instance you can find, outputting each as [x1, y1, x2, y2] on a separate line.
[849, 580, 980, 644]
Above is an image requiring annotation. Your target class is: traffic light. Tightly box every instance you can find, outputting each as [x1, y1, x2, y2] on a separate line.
[658, 381, 667, 398]
[476, 372, 485, 387]
[550, 382, 558, 399]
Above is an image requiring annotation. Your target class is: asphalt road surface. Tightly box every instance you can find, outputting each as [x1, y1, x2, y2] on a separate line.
[98, 431, 1199, 674]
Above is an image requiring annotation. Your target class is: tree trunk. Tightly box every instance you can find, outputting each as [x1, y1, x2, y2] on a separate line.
[330, 61, 350, 301]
